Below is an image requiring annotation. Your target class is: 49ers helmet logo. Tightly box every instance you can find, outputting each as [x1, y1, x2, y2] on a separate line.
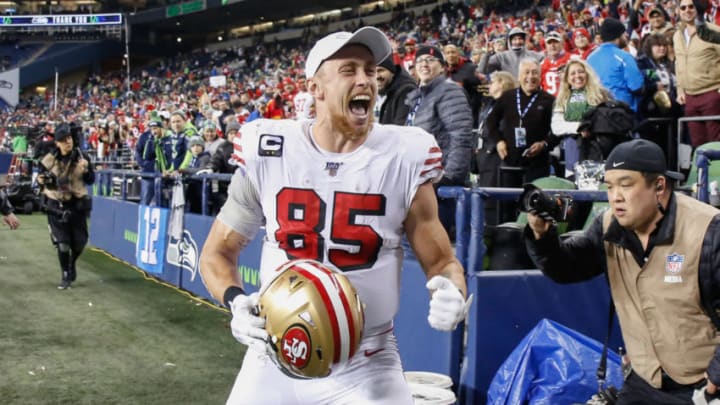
[281, 326, 311, 369]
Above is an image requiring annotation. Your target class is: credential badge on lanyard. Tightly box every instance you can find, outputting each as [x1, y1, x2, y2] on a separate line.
[515, 89, 538, 149]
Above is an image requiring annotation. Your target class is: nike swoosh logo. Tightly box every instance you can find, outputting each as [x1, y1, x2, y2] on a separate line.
[364, 349, 385, 357]
[612, 161, 624, 168]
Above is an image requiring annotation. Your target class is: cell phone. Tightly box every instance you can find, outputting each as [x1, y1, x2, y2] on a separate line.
[522, 148, 531, 157]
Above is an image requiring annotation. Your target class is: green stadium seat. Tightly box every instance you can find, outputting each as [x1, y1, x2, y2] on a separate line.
[684, 141, 720, 187]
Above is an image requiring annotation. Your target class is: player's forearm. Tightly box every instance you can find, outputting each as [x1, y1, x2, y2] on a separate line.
[199, 223, 250, 303]
[199, 255, 239, 302]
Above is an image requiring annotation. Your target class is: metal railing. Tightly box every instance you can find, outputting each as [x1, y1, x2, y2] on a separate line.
[95, 169, 233, 216]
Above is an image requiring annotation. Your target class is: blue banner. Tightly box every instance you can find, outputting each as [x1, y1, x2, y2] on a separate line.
[136, 205, 168, 274]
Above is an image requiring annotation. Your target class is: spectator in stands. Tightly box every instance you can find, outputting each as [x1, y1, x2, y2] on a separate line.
[202, 121, 224, 156]
[525, 139, 720, 405]
[474, 70, 518, 225]
[551, 58, 612, 177]
[486, 58, 556, 189]
[181, 136, 211, 214]
[199, 27, 468, 404]
[541, 31, 571, 98]
[402, 37, 418, 72]
[292, 77, 314, 120]
[0, 188, 19, 230]
[11, 130, 27, 153]
[488, 27, 544, 78]
[674, 0, 720, 147]
[405, 45, 473, 234]
[376, 54, 416, 125]
[135, 118, 164, 206]
[444, 44, 483, 126]
[572, 28, 597, 60]
[406, 45, 473, 186]
[207, 119, 240, 214]
[166, 111, 190, 175]
[636, 33, 682, 156]
[588, 18, 645, 112]
[478, 36, 509, 75]
[631, 2, 674, 41]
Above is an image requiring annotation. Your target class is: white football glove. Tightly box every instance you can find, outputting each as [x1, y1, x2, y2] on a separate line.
[693, 386, 720, 405]
[229, 292, 268, 352]
[426, 275, 473, 332]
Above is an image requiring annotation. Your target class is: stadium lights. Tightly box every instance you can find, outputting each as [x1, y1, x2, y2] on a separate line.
[176, 37, 182, 43]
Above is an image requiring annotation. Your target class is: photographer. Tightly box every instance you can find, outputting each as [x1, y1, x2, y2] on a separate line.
[37, 124, 95, 290]
[524, 139, 720, 404]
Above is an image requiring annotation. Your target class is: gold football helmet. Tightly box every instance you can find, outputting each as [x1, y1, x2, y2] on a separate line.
[257, 259, 365, 379]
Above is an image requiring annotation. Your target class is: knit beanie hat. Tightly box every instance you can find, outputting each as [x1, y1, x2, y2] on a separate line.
[599, 18, 626, 42]
[378, 54, 397, 73]
[414, 45, 446, 65]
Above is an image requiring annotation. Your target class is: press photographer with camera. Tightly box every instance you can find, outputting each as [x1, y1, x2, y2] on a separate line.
[524, 139, 720, 404]
[37, 123, 95, 290]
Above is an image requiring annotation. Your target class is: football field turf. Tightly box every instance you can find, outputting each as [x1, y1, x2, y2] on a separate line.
[0, 214, 245, 404]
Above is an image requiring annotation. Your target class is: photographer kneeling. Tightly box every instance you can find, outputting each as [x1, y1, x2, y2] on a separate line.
[524, 139, 720, 404]
[37, 124, 95, 290]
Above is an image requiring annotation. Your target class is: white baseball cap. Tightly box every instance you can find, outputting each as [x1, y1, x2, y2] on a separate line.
[305, 26, 392, 79]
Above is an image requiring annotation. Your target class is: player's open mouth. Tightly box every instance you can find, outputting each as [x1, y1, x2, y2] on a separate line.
[349, 94, 371, 117]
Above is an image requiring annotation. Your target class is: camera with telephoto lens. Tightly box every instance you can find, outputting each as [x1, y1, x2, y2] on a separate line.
[40, 172, 59, 190]
[519, 184, 573, 222]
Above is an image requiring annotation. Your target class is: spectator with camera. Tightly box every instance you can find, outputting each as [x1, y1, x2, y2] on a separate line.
[525, 139, 720, 404]
[37, 123, 95, 290]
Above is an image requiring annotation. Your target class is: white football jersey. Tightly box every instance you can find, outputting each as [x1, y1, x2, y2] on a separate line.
[292, 92, 314, 120]
[221, 119, 443, 331]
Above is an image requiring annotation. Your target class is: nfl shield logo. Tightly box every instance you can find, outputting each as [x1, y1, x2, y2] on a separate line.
[665, 253, 684, 274]
[325, 162, 342, 177]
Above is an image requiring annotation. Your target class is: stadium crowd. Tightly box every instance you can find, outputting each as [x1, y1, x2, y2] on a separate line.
[2, 0, 720, 218]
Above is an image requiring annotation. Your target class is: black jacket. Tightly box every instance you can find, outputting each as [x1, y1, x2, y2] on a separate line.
[524, 193, 720, 384]
[379, 67, 417, 126]
[486, 87, 556, 168]
[208, 140, 235, 174]
[404, 75, 474, 185]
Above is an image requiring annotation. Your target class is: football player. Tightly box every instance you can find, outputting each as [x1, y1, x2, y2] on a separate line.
[199, 26, 470, 404]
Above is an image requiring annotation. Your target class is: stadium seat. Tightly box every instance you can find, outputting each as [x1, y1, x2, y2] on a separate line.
[684, 141, 720, 187]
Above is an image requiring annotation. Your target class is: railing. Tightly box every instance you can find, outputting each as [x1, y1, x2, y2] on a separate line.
[95, 169, 233, 216]
[438, 187, 608, 273]
[676, 114, 720, 171]
[695, 149, 720, 204]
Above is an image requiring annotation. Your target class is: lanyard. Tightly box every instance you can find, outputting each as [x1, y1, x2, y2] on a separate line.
[516, 88, 539, 127]
[406, 96, 422, 126]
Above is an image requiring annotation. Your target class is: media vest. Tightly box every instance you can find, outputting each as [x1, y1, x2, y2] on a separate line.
[603, 193, 720, 387]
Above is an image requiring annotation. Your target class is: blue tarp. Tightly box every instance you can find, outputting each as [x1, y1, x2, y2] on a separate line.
[487, 318, 624, 405]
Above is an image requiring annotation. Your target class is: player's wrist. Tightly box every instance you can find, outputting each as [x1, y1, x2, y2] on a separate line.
[223, 285, 246, 308]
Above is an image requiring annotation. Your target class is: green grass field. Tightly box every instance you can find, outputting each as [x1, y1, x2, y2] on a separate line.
[0, 214, 245, 404]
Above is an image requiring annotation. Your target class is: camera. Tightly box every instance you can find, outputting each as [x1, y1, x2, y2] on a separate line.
[40, 173, 59, 190]
[519, 184, 573, 222]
